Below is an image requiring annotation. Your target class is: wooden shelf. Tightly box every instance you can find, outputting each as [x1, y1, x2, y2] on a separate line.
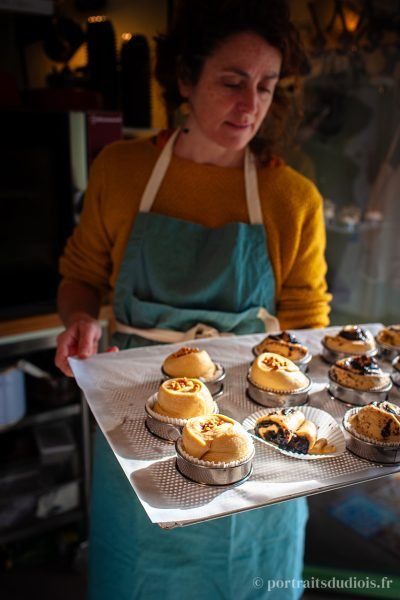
[0, 305, 113, 338]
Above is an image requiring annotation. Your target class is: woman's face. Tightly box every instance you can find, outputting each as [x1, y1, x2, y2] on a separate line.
[179, 31, 282, 152]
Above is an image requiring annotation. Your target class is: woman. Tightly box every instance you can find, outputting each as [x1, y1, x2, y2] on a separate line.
[56, 1, 331, 598]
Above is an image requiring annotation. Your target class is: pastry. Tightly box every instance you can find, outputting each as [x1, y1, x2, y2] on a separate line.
[253, 331, 309, 361]
[329, 355, 391, 391]
[162, 346, 217, 379]
[323, 325, 375, 355]
[348, 401, 400, 444]
[254, 408, 336, 454]
[249, 352, 309, 392]
[153, 377, 214, 419]
[182, 414, 253, 463]
[376, 325, 400, 349]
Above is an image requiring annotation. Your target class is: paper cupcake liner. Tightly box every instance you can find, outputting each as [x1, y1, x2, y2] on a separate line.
[343, 407, 400, 449]
[176, 436, 254, 469]
[242, 406, 346, 460]
[145, 394, 219, 427]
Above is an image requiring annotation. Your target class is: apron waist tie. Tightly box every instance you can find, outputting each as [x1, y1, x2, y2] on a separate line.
[115, 308, 280, 344]
[114, 321, 234, 344]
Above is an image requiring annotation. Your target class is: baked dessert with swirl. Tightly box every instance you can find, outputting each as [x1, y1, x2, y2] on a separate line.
[329, 355, 391, 391]
[182, 414, 253, 463]
[162, 346, 217, 379]
[323, 325, 375, 355]
[253, 331, 309, 361]
[376, 325, 400, 350]
[254, 408, 336, 455]
[249, 352, 310, 392]
[153, 377, 214, 419]
[348, 401, 400, 444]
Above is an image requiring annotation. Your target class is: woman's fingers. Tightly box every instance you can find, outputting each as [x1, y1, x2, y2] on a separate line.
[55, 319, 102, 377]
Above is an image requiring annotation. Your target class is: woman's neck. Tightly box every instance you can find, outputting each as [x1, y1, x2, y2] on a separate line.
[173, 123, 245, 168]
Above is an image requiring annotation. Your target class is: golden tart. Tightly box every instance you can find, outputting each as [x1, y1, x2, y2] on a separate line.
[376, 325, 400, 350]
[181, 414, 253, 463]
[249, 352, 310, 393]
[322, 325, 375, 356]
[347, 401, 400, 444]
[254, 408, 336, 455]
[153, 377, 214, 419]
[162, 346, 217, 379]
[329, 355, 391, 392]
[253, 331, 309, 362]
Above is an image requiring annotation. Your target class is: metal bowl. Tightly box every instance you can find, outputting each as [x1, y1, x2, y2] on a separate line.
[327, 372, 392, 406]
[376, 339, 400, 362]
[246, 373, 311, 408]
[391, 356, 400, 388]
[320, 341, 377, 365]
[175, 439, 254, 486]
[161, 364, 225, 398]
[343, 408, 400, 464]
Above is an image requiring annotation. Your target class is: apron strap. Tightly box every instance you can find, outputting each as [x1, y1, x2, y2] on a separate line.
[114, 321, 234, 343]
[138, 129, 263, 226]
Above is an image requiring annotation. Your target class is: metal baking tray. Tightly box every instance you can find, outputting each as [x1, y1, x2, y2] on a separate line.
[69, 325, 400, 529]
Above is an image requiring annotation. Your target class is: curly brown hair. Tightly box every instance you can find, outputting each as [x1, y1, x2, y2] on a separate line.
[154, 0, 308, 160]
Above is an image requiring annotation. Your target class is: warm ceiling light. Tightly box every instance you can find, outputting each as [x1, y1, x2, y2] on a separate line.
[344, 7, 360, 33]
[88, 16, 108, 24]
[121, 33, 132, 41]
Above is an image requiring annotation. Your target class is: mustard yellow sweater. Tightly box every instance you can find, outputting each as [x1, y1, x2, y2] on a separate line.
[60, 135, 331, 329]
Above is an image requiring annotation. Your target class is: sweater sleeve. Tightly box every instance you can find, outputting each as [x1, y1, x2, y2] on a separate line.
[59, 148, 113, 296]
[276, 180, 332, 329]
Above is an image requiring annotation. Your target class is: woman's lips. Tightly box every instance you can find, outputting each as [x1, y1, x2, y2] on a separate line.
[225, 121, 253, 130]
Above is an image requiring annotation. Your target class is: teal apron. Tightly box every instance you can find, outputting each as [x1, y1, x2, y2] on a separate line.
[89, 130, 308, 600]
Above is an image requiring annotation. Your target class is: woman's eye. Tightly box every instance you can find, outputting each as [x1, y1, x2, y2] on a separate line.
[223, 82, 241, 89]
[258, 86, 272, 95]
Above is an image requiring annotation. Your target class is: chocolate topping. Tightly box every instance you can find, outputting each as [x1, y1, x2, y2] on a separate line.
[344, 355, 381, 374]
[268, 331, 300, 344]
[339, 325, 368, 342]
[371, 401, 400, 416]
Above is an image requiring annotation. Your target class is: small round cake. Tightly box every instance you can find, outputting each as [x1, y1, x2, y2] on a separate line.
[392, 356, 400, 387]
[162, 346, 216, 379]
[347, 401, 400, 444]
[323, 325, 375, 355]
[249, 352, 310, 392]
[329, 355, 391, 391]
[181, 414, 253, 463]
[153, 377, 214, 419]
[253, 331, 309, 362]
[376, 325, 400, 350]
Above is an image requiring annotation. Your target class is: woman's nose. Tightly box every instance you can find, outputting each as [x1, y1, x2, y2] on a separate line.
[238, 88, 258, 113]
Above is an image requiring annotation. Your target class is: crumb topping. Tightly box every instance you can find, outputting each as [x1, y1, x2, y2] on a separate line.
[171, 346, 200, 358]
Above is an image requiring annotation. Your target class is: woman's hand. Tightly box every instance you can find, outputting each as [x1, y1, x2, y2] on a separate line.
[55, 315, 102, 377]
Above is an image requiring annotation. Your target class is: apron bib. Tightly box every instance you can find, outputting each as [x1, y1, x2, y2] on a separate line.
[89, 130, 308, 600]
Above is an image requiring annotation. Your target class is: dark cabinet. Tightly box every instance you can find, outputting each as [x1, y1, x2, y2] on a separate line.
[0, 328, 92, 547]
